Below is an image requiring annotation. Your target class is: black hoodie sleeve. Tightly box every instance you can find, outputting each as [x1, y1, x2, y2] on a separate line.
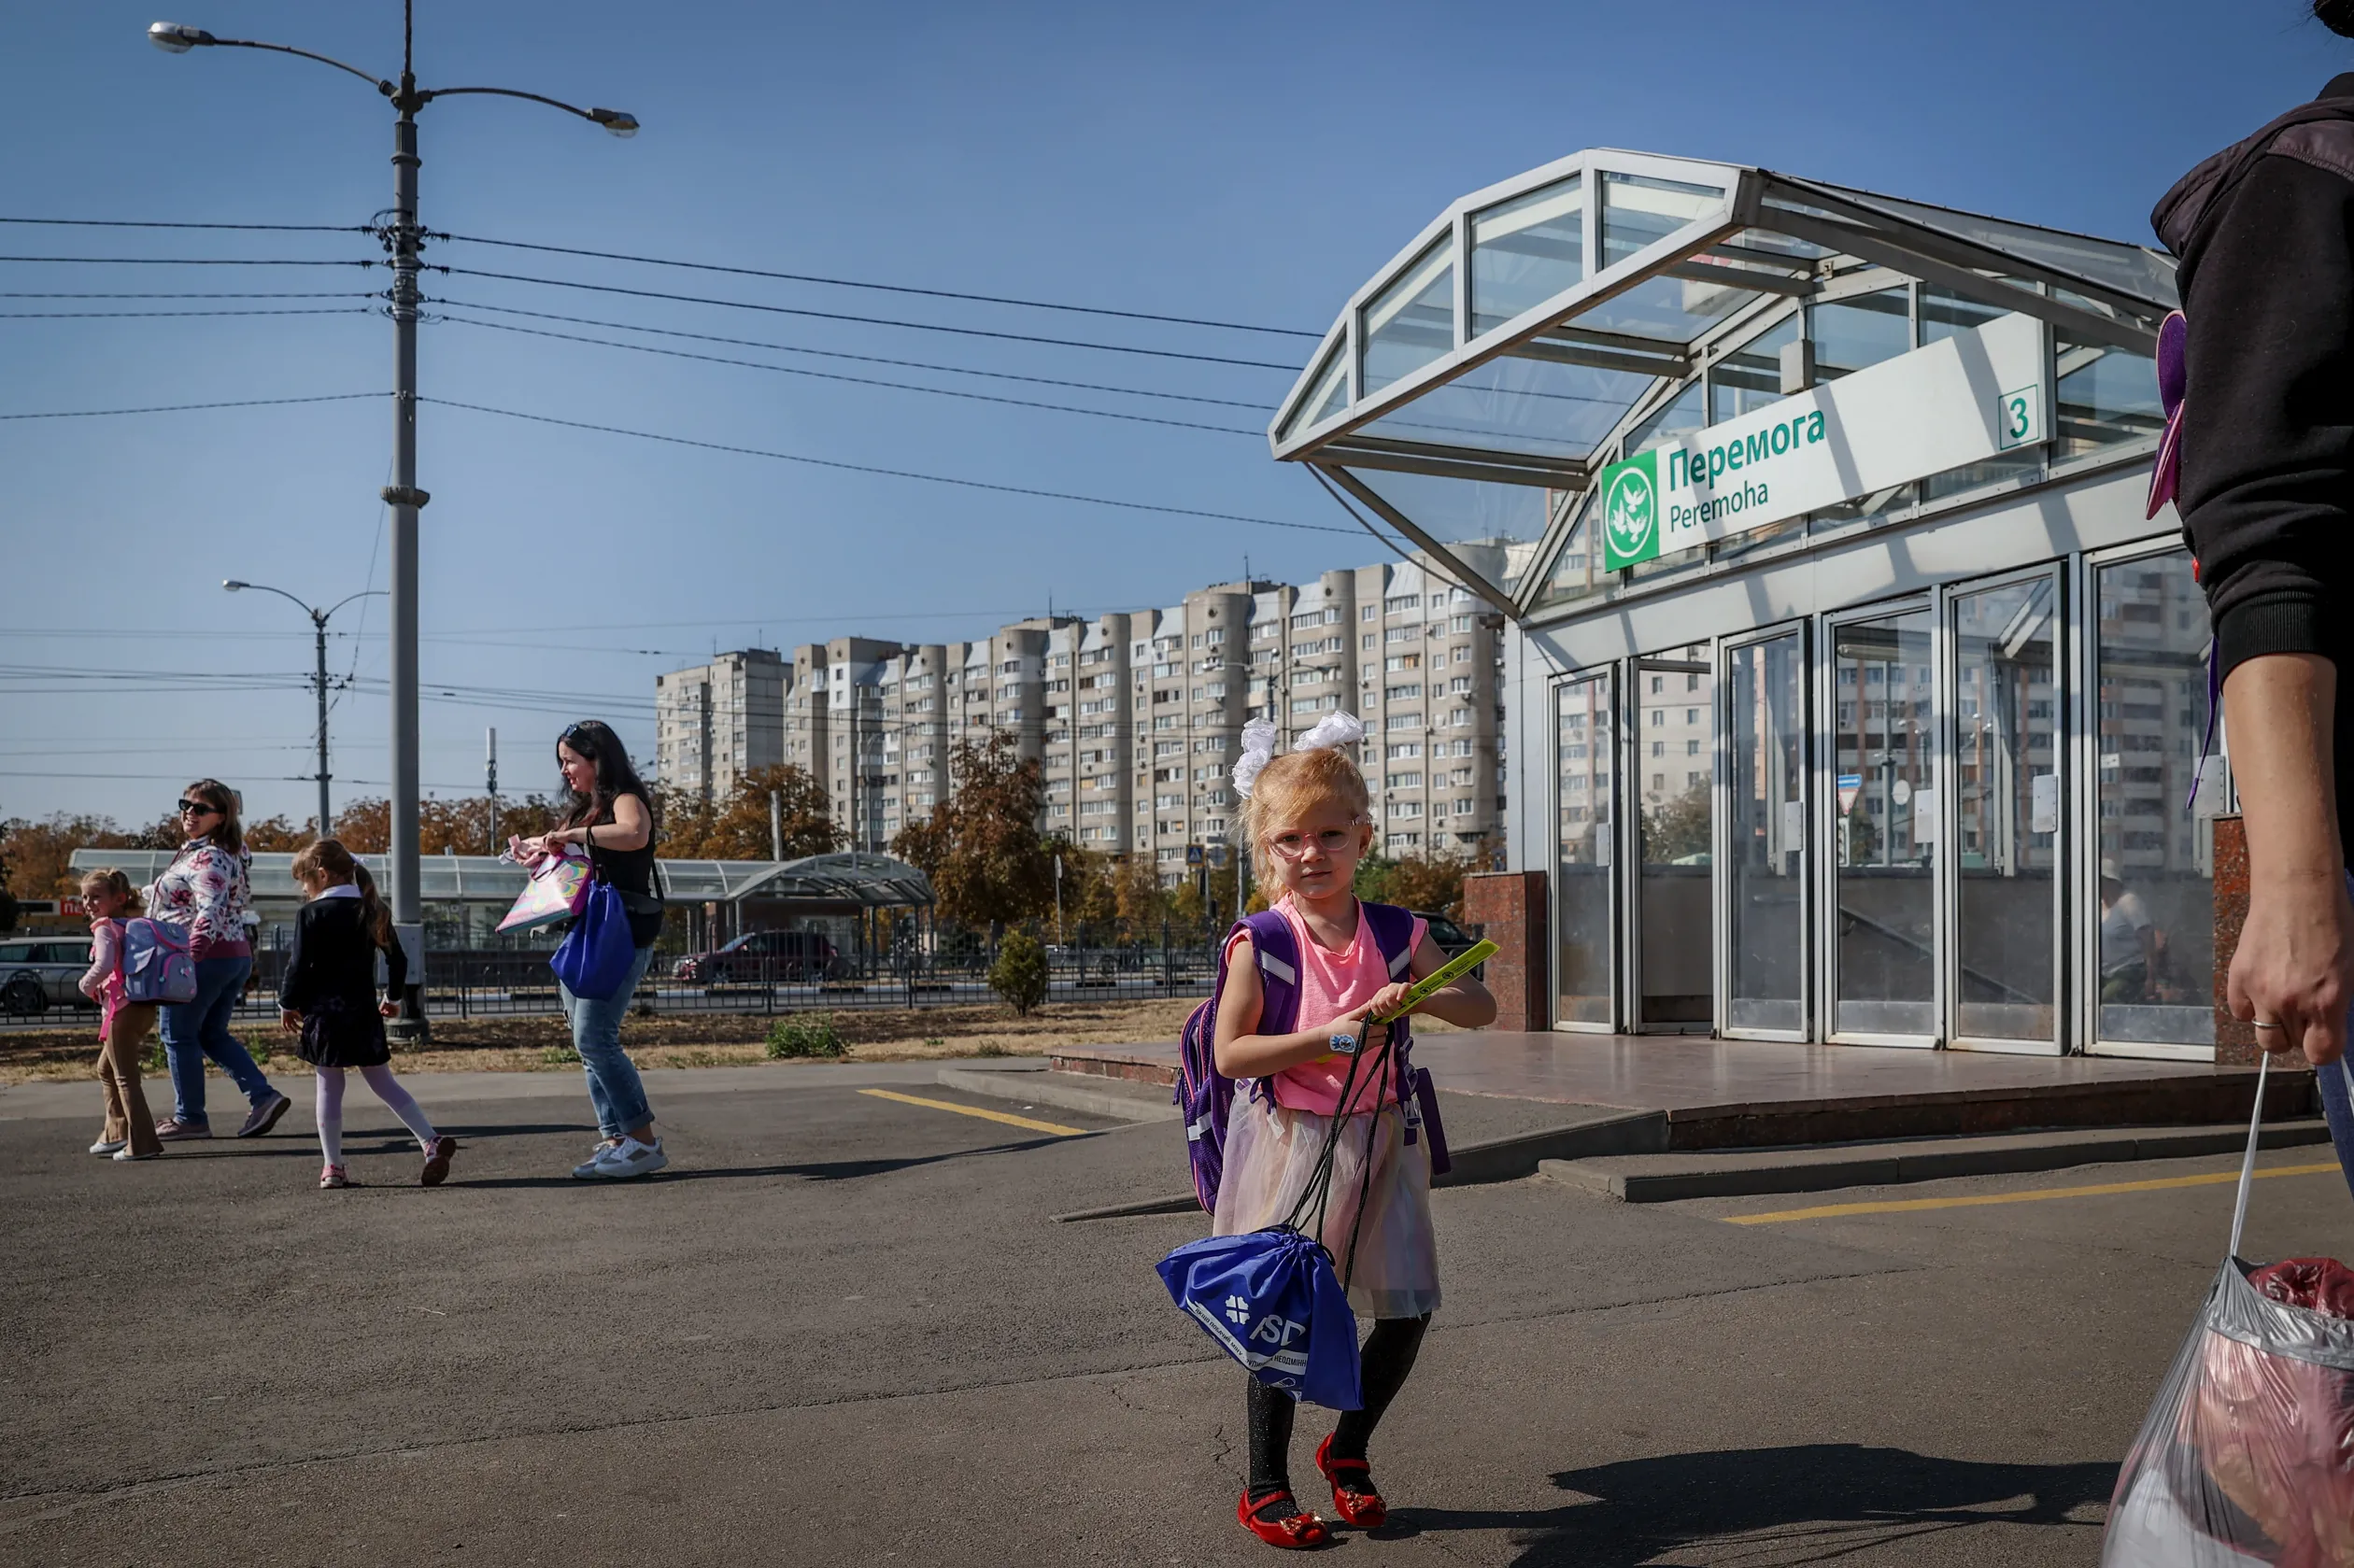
[2179, 152, 2354, 677]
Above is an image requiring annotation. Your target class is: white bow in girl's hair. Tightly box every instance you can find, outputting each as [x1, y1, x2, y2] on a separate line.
[1231, 711, 1367, 798]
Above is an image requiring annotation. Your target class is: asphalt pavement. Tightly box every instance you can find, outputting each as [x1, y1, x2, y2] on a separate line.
[4, 1059, 2351, 1567]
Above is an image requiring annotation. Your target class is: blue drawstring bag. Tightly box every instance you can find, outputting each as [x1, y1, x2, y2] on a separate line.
[550, 880, 637, 1000]
[1157, 1226, 1362, 1409]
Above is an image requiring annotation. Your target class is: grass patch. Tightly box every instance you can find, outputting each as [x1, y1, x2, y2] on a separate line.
[765, 1013, 845, 1060]
[541, 1044, 581, 1066]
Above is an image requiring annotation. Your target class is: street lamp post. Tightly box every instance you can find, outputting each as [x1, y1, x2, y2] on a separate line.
[151, 6, 634, 1034]
[221, 581, 386, 838]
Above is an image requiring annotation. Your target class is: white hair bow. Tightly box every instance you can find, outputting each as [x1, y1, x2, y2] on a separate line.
[1231, 711, 1365, 798]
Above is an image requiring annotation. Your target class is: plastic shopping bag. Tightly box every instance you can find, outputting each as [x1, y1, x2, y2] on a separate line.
[2102, 1058, 2354, 1568]
[1156, 1227, 1363, 1411]
[497, 845, 591, 933]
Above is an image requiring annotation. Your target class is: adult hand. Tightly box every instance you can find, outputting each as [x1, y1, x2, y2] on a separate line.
[278, 1008, 301, 1035]
[2228, 870, 2353, 1067]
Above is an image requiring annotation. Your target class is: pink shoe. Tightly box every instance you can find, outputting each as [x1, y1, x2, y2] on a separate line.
[319, 1165, 349, 1190]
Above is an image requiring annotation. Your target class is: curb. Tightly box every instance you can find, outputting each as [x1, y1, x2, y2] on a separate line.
[1539, 1120, 2339, 1204]
[936, 1066, 1179, 1124]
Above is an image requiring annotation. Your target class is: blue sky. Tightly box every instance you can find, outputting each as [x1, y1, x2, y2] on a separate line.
[3, 0, 2345, 827]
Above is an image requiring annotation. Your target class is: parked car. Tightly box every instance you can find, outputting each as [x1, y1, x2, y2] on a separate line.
[1413, 911, 1482, 962]
[673, 929, 839, 984]
[0, 936, 98, 1016]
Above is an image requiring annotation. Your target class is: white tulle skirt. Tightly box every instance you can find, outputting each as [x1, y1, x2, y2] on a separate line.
[1212, 1091, 1440, 1320]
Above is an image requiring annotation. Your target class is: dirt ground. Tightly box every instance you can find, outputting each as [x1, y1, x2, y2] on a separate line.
[0, 996, 1202, 1085]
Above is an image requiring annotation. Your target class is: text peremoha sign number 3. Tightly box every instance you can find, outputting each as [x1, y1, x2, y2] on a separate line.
[1596, 311, 2048, 572]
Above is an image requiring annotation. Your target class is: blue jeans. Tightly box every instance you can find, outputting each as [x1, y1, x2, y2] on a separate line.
[160, 954, 277, 1127]
[560, 944, 656, 1138]
[2320, 1053, 2354, 1205]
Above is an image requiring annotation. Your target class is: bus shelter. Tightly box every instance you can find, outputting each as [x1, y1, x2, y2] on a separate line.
[1269, 149, 2205, 1060]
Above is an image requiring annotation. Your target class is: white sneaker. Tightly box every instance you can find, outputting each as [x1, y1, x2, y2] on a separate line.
[112, 1148, 161, 1162]
[583, 1137, 666, 1180]
[572, 1138, 623, 1180]
[89, 1137, 127, 1156]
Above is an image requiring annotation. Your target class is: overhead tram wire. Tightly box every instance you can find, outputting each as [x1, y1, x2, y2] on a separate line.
[0, 290, 382, 300]
[0, 255, 379, 267]
[433, 312, 1263, 436]
[0, 306, 375, 319]
[418, 396, 1359, 536]
[433, 266, 1301, 371]
[0, 217, 371, 233]
[428, 230, 1319, 339]
[0, 392, 384, 422]
[427, 299, 1272, 410]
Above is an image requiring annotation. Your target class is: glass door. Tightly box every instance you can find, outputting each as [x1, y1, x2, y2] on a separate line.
[1723, 628, 1807, 1037]
[1553, 671, 1616, 1029]
[1634, 646, 1714, 1029]
[1949, 572, 2062, 1052]
[1827, 606, 1939, 1043]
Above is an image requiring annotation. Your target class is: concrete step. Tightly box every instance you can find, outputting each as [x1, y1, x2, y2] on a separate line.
[936, 1066, 1180, 1123]
[1539, 1120, 2339, 1204]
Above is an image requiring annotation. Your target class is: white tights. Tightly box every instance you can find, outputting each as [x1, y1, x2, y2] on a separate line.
[315, 1065, 437, 1166]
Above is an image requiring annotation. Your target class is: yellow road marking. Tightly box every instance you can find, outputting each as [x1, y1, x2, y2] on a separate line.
[1725, 1162, 2346, 1225]
[857, 1088, 1086, 1137]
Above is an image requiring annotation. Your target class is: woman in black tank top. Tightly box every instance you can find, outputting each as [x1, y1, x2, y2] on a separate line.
[524, 720, 669, 1180]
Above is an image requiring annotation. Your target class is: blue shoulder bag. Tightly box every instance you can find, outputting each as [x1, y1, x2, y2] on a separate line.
[549, 872, 637, 1001]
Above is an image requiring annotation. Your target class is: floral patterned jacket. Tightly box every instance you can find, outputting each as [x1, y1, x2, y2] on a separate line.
[145, 837, 252, 959]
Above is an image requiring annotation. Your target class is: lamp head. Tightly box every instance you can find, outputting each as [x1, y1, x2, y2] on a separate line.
[148, 21, 216, 52]
[221, 579, 246, 591]
[589, 107, 639, 138]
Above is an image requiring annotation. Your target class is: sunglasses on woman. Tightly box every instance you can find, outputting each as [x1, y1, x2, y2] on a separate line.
[177, 799, 220, 817]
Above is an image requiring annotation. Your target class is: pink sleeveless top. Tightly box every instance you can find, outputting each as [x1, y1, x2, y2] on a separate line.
[1223, 897, 1426, 1116]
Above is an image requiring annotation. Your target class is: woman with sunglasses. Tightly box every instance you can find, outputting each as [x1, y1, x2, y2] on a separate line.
[145, 780, 291, 1140]
[516, 722, 668, 1180]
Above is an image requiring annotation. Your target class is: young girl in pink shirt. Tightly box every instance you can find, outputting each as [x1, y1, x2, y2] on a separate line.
[78, 868, 163, 1161]
[1210, 715, 1495, 1547]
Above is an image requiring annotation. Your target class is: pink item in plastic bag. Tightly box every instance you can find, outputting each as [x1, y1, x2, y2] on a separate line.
[2102, 1059, 2354, 1568]
[497, 846, 591, 933]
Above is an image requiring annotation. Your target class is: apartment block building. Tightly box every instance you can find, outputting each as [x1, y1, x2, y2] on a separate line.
[655, 548, 1523, 879]
[652, 647, 788, 804]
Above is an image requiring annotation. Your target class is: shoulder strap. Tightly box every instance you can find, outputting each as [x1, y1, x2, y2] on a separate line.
[1236, 909, 1302, 1038]
[1359, 901, 1419, 981]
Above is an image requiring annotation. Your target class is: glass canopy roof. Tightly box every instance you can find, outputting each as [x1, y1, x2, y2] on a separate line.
[1271, 149, 2178, 621]
[70, 850, 935, 909]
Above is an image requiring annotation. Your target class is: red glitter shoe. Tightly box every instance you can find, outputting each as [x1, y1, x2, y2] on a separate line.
[1238, 1490, 1330, 1548]
[1314, 1434, 1387, 1528]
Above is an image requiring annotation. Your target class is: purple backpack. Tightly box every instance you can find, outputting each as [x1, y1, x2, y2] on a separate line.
[121, 916, 197, 1005]
[1175, 902, 1448, 1214]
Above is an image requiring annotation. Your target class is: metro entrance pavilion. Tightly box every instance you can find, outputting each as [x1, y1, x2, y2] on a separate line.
[1269, 149, 2196, 1060]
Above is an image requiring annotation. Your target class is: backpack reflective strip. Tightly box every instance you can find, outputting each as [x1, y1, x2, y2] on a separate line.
[1189, 1114, 1212, 1142]
[1258, 951, 1297, 986]
[1387, 944, 1412, 979]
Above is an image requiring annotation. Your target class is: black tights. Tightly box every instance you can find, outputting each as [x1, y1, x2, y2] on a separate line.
[1245, 1315, 1429, 1505]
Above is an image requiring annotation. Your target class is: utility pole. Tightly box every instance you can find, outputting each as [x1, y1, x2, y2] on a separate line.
[769, 788, 783, 862]
[222, 581, 382, 840]
[153, 4, 637, 1041]
[485, 727, 498, 855]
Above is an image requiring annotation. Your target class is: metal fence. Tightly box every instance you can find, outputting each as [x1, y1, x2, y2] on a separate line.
[3, 941, 1222, 1028]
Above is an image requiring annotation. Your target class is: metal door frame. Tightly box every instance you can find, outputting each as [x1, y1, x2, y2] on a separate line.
[1549, 664, 1622, 1034]
[1624, 645, 1716, 1034]
[1818, 594, 1943, 1049]
[1716, 620, 1811, 1041]
[1942, 560, 2067, 1056]
[2078, 536, 2225, 1063]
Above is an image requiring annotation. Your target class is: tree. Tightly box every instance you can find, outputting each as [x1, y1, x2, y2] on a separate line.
[989, 928, 1050, 1017]
[1640, 784, 1711, 864]
[1354, 844, 1495, 921]
[1112, 849, 1170, 935]
[0, 812, 142, 899]
[890, 732, 1053, 930]
[659, 766, 839, 860]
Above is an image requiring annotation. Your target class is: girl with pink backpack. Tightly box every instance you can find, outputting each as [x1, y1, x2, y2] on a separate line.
[76, 868, 164, 1161]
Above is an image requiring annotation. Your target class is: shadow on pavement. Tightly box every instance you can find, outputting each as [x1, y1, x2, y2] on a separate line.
[457, 1134, 1074, 1189]
[1388, 1444, 2113, 1566]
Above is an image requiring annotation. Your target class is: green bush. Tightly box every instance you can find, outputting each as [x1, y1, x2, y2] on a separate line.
[766, 1012, 844, 1059]
[988, 930, 1049, 1018]
[542, 1044, 581, 1066]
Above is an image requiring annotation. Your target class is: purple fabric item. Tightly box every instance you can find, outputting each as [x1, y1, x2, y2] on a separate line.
[2148, 310, 2188, 520]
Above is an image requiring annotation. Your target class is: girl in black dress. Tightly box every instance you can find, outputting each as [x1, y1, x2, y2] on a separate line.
[279, 841, 457, 1190]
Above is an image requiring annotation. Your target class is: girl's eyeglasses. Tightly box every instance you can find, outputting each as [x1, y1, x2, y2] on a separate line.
[1266, 826, 1362, 861]
[176, 799, 219, 817]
